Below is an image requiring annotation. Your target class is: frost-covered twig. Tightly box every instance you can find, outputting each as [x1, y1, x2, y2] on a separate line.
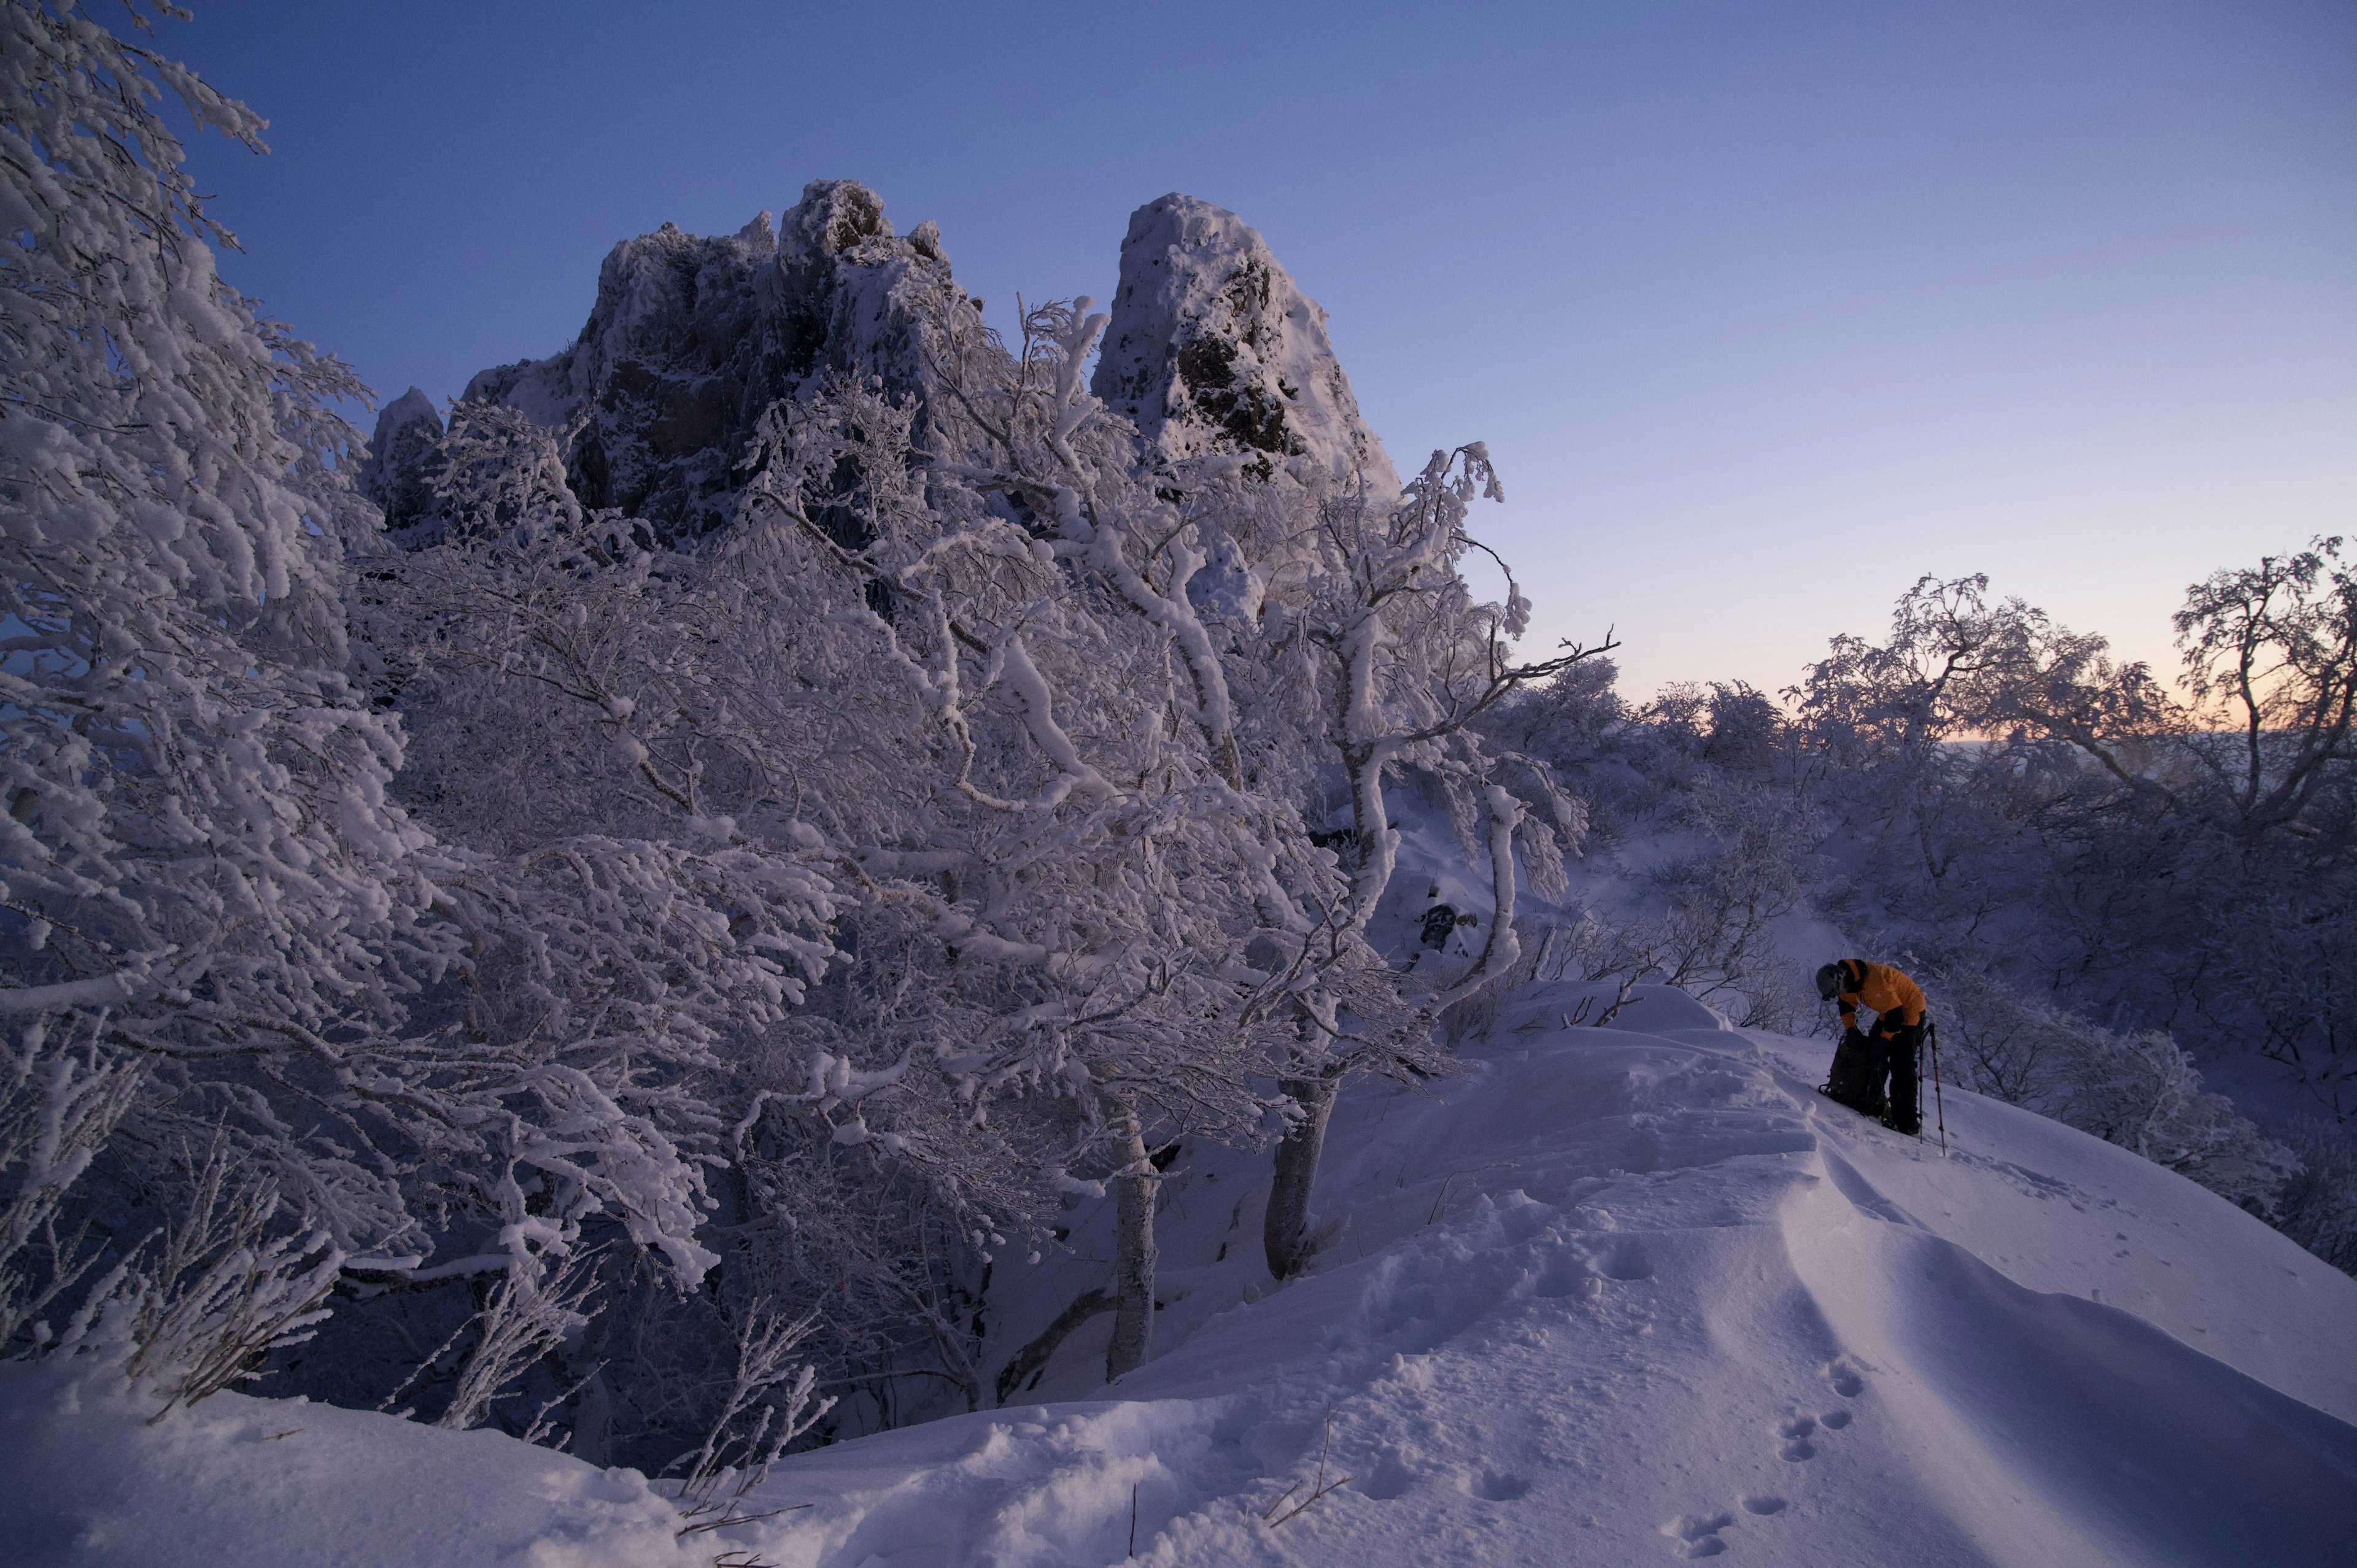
[119, 1135, 346, 1418]
[1263, 1405, 1354, 1526]
[435, 1243, 602, 1432]
[0, 1027, 142, 1349]
[666, 1304, 832, 1540]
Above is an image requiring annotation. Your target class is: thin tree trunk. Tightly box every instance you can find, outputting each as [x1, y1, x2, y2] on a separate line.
[1263, 1070, 1342, 1280]
[997, 1288, 1113, 1405]
[1105, 1111, 1158, 1381]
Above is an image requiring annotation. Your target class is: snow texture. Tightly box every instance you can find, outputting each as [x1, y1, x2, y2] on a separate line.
[1095, 195, 1401, 496]
[8, 983, 2351, 1566]
[0, 1353, 701, 1567]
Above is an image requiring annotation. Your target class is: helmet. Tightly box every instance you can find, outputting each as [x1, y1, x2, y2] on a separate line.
[1815, 962, 1846, 1002]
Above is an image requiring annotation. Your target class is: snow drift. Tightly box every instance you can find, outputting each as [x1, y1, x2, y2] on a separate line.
[9, 982, 2351, 1566]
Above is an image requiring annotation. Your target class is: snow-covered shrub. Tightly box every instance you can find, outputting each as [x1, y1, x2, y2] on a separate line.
[2060, 1029, 2298, 1208]
[0, 1033, 142, 1350]
[662, 1303, 833, 1521]
[1922, 960, 2296, 1210]
[2213, 890, 2357, 1103]
[350, 292, 1379, 1418]
[1698, 681, 1787, 773]
[427, 1246, 603, 1434]
[116, 1138, 344, 1416]
[1, 2, 846, 1443]
[1508, 773, 1819, 1033]
[1, 0, 455, 1353]
[2273, 1120, 2357, 1275]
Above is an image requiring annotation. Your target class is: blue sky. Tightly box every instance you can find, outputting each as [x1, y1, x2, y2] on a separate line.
[169, 0, 2356, 701]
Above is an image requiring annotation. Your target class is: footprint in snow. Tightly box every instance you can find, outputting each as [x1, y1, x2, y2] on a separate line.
[1359, 1452, 1415, 1500]
[1741, 1494, 1787, 1515]
[1778, 1415, 1817, 1462]
[1533, 1252, 1600, 1299]
[1660, 1511, 1733, 1558]
[1820, 1408, 1852, 1429]
[1466, 1470, 1531, 1502]
[1596, 1235, 1654, 1281]
[1825, 1359, 1866, 1399]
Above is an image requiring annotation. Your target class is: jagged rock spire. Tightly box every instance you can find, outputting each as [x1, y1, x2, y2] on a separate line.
[459, 180, 972, 544]
[1094, 194, 1399, 497]
[454, 186, 1401, 547]
[357, 386, 444, 536]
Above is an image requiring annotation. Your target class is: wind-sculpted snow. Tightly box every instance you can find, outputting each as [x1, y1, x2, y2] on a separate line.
[0, 1354, 704, 1568]
[15, 982, 2350, 1564]
[726, 983, 2357, 1566]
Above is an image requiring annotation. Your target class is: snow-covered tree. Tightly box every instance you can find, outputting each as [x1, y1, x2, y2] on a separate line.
[1919, 959, 2297, 1211]
[1224, 448, 1604, 1278]
[2, 0, 439, 1335]
[366, 290, 1335, 1400]
[2, 0, 419, 1066]
[2, 6, 811, 1435]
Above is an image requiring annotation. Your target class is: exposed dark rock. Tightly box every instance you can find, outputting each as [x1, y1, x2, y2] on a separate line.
[460, 180, 973, 547]
[455, 185, 1395, 552]
[357, 386, 445, 536]
[1094, 194, 1398, 496]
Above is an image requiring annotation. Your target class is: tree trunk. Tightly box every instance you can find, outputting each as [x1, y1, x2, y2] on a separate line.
[1263, 1070, 1342, 1280]
[1105, 1113, 1158, 1381]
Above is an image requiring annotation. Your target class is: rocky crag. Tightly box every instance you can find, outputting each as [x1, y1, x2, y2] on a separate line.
[365, 184, 1394, 548]
[1095, 193, 1398, 496]
[444, 181, 968, 546]
[357, 385, 444, 537]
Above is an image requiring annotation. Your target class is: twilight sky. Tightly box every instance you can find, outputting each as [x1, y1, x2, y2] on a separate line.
[169, 0, 2356, 703]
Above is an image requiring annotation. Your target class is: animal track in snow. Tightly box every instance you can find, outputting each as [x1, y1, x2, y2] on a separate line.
[1740, 1494, 1787, 1515]
[1778, 1413, 1817, 1461]
[1819, 1408, 1852, 1429]
[1660, 1511, 1733, 1558]
[1825, 1359, 1865, 1398]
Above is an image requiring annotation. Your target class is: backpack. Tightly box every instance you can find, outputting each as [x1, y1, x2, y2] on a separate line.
[1819, 1032, 1886, 1118]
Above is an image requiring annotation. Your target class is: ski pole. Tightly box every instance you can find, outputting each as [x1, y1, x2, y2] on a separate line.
[1930, 1021, 1947, 1156]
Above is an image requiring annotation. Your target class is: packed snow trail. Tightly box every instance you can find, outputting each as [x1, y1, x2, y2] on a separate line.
[729, 983, 2357, 1567]
[3, 983, 2351, 1565]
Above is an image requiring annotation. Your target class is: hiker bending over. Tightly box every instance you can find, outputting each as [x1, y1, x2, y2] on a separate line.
[1815, 959, 1927, 1134]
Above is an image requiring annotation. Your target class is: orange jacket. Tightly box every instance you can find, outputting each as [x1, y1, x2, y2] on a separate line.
[1835, 959, 1926, 1036]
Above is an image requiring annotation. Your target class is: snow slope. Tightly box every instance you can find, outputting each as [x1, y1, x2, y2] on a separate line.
[6, 984, 2353, 1566]
[0, 1352, 703, 1568]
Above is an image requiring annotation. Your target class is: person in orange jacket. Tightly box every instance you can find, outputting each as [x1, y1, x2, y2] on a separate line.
[1815, 958, 1927, 1134]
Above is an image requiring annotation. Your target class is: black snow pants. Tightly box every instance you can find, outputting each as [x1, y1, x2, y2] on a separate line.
[1873, 1019, 1925, 1134]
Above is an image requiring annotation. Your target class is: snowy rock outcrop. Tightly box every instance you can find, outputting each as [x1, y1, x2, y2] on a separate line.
[460, 180, 973, 544]
[454, 184, 1399, 547]
[1095, 193, 1399, 496]
[356, 385, 444, 536]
